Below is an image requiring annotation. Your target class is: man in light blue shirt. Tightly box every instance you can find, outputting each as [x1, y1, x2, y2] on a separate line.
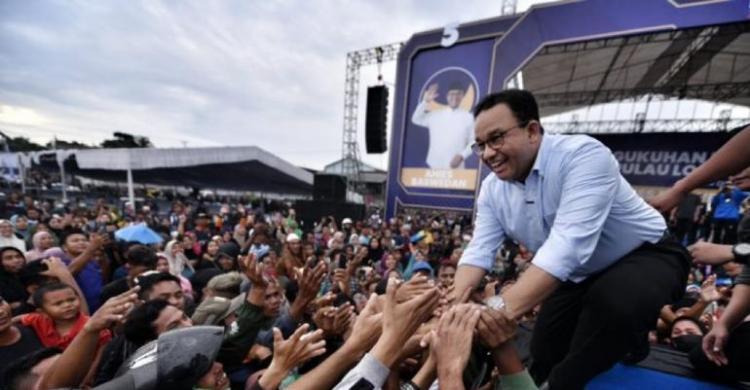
[453, 90, 690, 389]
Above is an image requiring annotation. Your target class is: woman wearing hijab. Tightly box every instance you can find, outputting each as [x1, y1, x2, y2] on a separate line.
[25, 231, 60, 262]
[0, 246, 30, 315]
[163, 240, 195, 278]
[0, 220, 26, 252]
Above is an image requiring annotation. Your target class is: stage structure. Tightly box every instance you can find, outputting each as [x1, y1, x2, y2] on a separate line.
[385, 0, 750, 218]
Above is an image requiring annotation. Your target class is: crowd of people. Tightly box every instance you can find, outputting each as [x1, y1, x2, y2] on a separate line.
[1, 90, 749, 390]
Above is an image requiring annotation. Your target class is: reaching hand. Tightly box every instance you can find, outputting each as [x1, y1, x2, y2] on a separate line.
[298, 262, 326, 304]
[432, 304, 481, 379]
[476, 308, 516, 350]
[702, 323, 729, 366]
[395, 275, 435, 303]
[689, 241, 734, 265]
[40, 257, 72, 279]
[242, 254, 266, 287]
[699, 275, 722, 303]
[271, 324, 326, 370]
[88, 233, 107, 252]
[648, 185, 686, 213]
[84, 286, 140, 333]
[344, 293, 383, 355]
[259, 324, 326, 390]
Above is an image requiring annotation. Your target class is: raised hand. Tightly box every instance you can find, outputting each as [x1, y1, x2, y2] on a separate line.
[259, 324, 326, 390]
[84, 286, 140, 333]
[423, 83, 439, 103]
[370, 278, 440, 368]
[344, 293, 383, 356]
[699, 275, 722, 303]
[242, 254, 266, 287]
[476, 308, 516, 350]
[702, 323, 729, 366]
[432, 304, 481, 385]
[40, 257, 72, 279]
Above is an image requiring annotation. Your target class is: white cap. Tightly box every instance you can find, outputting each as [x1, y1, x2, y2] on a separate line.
[286, 233, 300, 242]
[342, 218, 353, 225]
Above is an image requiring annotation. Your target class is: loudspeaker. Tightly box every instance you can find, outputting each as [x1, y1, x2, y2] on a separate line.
[365, 85, 388, 154]
[313, 174, 347, 201]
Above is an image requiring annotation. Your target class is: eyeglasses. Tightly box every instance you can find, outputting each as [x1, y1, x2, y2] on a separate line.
[470, 123, 527, 156]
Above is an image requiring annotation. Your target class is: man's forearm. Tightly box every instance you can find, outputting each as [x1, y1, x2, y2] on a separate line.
[453, 265, 486, 303]
[38, 328, 99, 389]
[676, 126, 750, 192]
[718, 284, 750, 330]
[67, 248, 95, 275]
[502, 265, 560, 319]
[288, 343, 360, 390]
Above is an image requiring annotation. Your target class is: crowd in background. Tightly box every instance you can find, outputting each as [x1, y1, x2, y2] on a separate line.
[0, 173, 748, 389]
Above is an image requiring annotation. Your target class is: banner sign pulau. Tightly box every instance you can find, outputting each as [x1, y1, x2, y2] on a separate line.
[591, 132, 734, 187]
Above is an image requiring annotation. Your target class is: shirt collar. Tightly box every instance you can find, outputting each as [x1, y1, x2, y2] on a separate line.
[530, 134, 549, 177]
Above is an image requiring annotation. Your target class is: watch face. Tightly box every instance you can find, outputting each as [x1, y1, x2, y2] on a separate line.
[736, 243, 750, 256]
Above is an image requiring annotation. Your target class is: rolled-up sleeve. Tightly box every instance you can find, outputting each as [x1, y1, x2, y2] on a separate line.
[459, 180, 506, 271]
[532, 143, 619, 282]
[333, 353, 390, 390]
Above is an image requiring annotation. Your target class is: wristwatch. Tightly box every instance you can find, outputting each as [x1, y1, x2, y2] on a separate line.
[732, 243, 750, 265]
[485, 295, 506, 311]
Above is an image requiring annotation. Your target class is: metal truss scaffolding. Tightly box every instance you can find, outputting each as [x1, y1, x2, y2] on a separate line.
[341, 42, 402, 188]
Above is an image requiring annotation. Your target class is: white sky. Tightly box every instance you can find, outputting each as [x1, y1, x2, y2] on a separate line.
[1, 0, 747, 171]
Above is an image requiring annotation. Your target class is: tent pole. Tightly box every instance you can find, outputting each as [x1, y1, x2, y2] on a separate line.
[127, 168, 135, 208]
[18, 155, 26, 194]
[59, 158, 68, 203]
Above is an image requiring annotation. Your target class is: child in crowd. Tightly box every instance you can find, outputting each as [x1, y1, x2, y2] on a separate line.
[16, 282, 111, 350]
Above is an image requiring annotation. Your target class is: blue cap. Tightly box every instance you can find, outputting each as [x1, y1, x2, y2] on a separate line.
[412, 261, 433, 275]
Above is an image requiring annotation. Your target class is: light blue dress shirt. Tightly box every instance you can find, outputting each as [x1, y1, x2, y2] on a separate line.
[459, 134, 667, 283]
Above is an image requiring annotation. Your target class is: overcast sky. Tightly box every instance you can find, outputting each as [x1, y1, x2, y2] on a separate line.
[2, 1, 746, 171]
[2, 0, 550, 170]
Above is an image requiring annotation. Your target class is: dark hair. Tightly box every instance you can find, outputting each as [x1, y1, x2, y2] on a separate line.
[60, 229, 86, 246]
[31, 282, 76, 308]
[135, 272, 181, 301]
[473, 89, 542, 133]
[3, 348, 62, 390]
[670, 315, 706, 336]
[124, 299, 170, 345]
[126, 245, 158, 268]
[18, 260, 51, 287]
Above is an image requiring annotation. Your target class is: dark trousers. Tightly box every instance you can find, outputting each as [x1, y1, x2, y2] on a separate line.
[689, 321, 750, 384]
[712, 219, 738, 245]
[672, 218, 697, 246]
[529, 239, 690, 390]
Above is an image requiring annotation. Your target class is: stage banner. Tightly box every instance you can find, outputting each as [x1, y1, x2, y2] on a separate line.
[399, 39, 493, 193]
[591, 132, 734, 187]
[0, 153, 19, 182]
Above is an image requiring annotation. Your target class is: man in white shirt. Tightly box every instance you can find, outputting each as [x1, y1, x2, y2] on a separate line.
[453, 90, 690, 389]
[411, 82, 474, 169]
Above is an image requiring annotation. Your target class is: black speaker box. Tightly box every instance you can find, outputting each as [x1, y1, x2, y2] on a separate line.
[365, 85, 388, 153]
[313, 174, 347, 201]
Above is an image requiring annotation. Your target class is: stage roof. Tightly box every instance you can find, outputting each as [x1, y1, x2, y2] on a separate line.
[522, 21, 750, 116]
[21, 146, 314, 195]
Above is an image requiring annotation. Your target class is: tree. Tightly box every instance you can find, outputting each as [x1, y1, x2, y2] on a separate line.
[47, 139, 92, 149]
[100, 132, 152, 148]
[7, 137, 45, 152]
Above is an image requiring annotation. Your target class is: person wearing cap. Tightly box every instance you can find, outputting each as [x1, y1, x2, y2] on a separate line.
[276, 233, 303, 284]
[411, 81, 475, 169]
[192, 272, 244, 326]
[411, 261, 433, 279]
